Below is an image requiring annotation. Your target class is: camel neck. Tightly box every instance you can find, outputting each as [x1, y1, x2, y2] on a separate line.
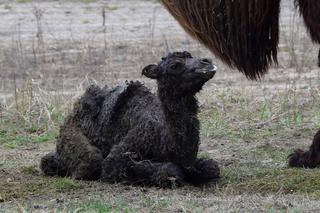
[158, 87, 199, 167]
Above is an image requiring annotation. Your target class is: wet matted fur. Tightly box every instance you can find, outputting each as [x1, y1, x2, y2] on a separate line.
[40, 51, 220, 187]
[161, 0, 281, 80]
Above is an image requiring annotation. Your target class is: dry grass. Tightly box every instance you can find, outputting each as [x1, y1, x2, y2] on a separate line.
[2, 84, 320, 212]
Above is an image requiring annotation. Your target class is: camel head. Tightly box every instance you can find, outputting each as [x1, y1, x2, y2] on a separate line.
[142, 51, 217, 94]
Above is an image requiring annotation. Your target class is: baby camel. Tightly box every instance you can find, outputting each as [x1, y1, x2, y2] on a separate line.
[41, 51, 220, 187]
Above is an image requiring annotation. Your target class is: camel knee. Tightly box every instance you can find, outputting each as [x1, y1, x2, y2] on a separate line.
[40, 152, 67, 177]
[70, 150, 103, 180]
[184, 158, 220, 185]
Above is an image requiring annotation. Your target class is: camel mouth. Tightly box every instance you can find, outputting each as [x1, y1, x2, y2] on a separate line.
[194, 64, 217, 76]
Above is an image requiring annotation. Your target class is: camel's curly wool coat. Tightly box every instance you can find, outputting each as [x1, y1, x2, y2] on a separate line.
[41, 52, 220, 187]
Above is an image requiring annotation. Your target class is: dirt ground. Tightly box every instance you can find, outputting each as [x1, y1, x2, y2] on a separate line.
[1, 0, 320, 212]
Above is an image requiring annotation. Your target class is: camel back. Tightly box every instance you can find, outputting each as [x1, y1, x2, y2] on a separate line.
[161, 0, 281, 80]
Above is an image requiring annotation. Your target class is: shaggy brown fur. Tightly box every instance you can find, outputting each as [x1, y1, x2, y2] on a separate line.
[161, 0, 281, 80]
[287, 1, 320, 166]
[295, 0, 320, 67]
[318, 49, 320, 67]
[295, 0, 320, 44]
[288, 129, 320, 168]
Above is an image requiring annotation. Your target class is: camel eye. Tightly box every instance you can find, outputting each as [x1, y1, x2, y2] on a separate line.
[170, 62, 183, 70]
[168, 62, 185, 75]
[170, 64, 178, 70]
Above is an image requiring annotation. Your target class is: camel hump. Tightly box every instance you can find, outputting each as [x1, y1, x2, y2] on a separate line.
[73, 81, 148, 139]
[75, 81, 145, 117]
[99, 81, 147, 125]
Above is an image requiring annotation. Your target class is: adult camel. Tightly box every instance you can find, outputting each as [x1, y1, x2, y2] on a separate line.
[160, 0, 320, 167]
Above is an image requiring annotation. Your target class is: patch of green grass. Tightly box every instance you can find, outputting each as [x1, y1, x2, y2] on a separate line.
[21, 165, 40, 176]
[198, 151, 211, 160]
[4, 4, 12, 10]
[239, 144, 291, 164]
[244, 168, 320, 195]
[0, 95, 65, 148]
[200, 108, 234, 140]
[69, 199, 137, 213]
[1, 130, 57, 149]
[3, 143, 18, 149]
[142, 195, 172, 210]
[200, 89, 319, 143]
[17, 0, 31, 3]
[0, 177, 84, 201]
[183, 201, 202, 213]
[219, 163, 320, 196]
[53, 178, 81, 192]
[80, 0, 97, 4]
[3, 132, 54, 148]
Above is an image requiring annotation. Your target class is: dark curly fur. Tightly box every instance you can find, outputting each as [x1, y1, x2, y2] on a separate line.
[288, 129, 320, 168]
[41, 51, 220, 187]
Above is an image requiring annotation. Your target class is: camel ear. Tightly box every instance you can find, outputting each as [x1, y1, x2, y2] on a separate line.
[142, 64, 159, 79]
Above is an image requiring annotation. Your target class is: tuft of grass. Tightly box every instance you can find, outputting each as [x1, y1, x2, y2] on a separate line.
[219, 163, 320, 196]
[242, 168, 320, 196]
[21, 165, 40, 176]
[198, 151, 211, 160]
[239, 144, 291, 164]
[17, 0, 31, 3]
[4, 4, 12, 10]
[0, 84, 71, 148]
[73, 200, 137, 213]
[142, 195, 172, 210]
[80, 0, 97, 4]
[2, 131, 57, 149]
[53, 178, 81, 192]
[0, 177, 84, 202]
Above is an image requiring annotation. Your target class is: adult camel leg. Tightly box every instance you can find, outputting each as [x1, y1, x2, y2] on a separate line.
[318, 48, 320, 67]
